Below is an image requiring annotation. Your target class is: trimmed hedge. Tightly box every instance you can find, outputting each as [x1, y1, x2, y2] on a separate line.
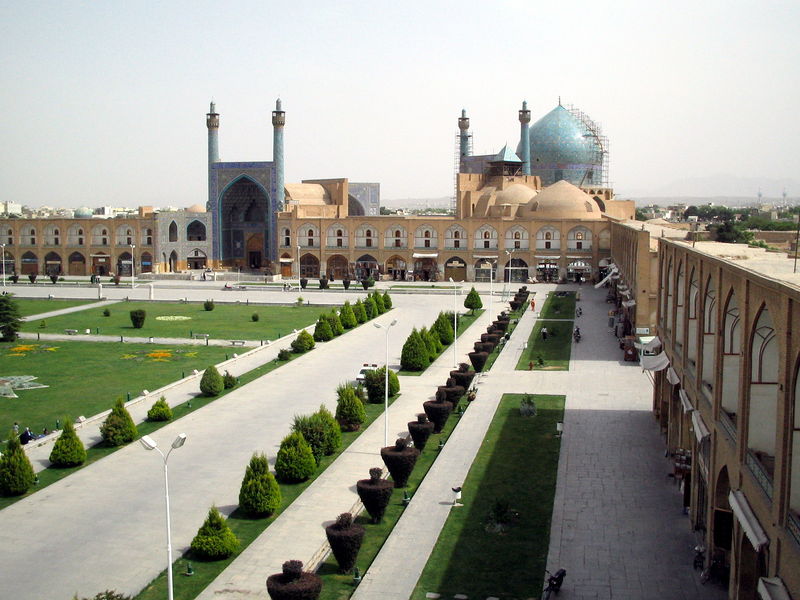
[291, 330, 315, 353]
[266, 560, 322, 600]
[335, 384, 366, 431]
[407, 413, 434, 451]
[380, 438, 420, 488]
[0, 434, 35, 495]
[49, 419, 87, 467]
[274, 431, 316, 483]
[400, 328, 428, 371]
[200, 365, 224, 397]
[238, 453, 281, 517]
[356, 467, 393, 523]
[147, 396, 173, 422]
[100, 398, 138, 446]
[422, 399, 452, 433]
[325, 513, 365, 574]
[190, 506, 239, 560]
[129, 309, 146, 329]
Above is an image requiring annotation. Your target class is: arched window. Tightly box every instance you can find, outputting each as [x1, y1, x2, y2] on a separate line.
[91, 226, 109, 246]
[700, 276, 717, 395]
[504, 226, 529, 250]
[299, 224, 319, 248]
[445, 225, 466, 250]
[790, 359, 800, 519]
[384, 226, 406, 249]
[6, 229, 12, 245]
[143, 228, 153, 246]
[474, 225, 497, 250]
[720, 291, 741, 425]
[168, 221, 178, 243]
[414, 225, 438, 249]
[68, 225, 84, 246]
[687, 269, 699, 369]
[747, 305, 778, 489]
[546, 232, 552, 240]
[567, 227, 592, 251]
[675, 262, 685, 350]
[664, 259, 674, 335]
[45, 226, 60, 246]
[536, 227, 560, 250]
[24, 227, 37, 245]
[186, 220, 206, 242]
[366, 229, 373, 247]
[355, 224, 377, 248]
[282, 228, 290, 247]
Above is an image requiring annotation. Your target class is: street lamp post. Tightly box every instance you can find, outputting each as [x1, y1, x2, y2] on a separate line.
[373, 319, 397, 447]
[449, 277, 458, 367]
[130, 244, 136, 289]
[297, 244, 301, 289]
[140, 433, 187, 600]
[1, 243, 5, 288]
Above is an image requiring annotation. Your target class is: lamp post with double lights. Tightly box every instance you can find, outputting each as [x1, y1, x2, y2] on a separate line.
[139, 433, 187, 600]
[448, 277, 458, 367]
[373, 319, 398, 446]
[1, 243, 5, 288]
[130, 244, 136, 289]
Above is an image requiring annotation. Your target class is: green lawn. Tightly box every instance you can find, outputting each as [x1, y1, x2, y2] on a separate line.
[134, 394, 400, 600]
[516, 319, 573, 371]
[539, 291, 576, 320]
[411, 394, 565, 600]
[315, 399, 468, 600]
[482, 302, 528, 372]
[0, 341, 232, 436]
[13, 297, 99, 317]
[21, 301, 325, 340]
[398, 310, 483, 376]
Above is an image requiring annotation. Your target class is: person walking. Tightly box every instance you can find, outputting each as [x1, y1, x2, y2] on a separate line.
[12, 422, 19, 436]
[541, 326, 548, 341]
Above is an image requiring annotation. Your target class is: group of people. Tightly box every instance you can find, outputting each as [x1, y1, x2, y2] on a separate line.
[11, 422, 49, 445]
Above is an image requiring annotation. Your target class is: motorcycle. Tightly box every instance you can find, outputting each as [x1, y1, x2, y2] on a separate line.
[543, 568, 567, 598]
[573, 329, 581, 343]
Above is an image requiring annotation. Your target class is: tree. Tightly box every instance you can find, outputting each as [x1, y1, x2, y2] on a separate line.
[372, 291, 386, 314]
[339, 302, 357, 329]
[353, 299, 367, 324]
[100, 398, 138, 446]
[364, 296, 377, 319]
[190, 506, 239, 560]
[291, 329, 315, 353]
[432, 311, 455, 345]
[713, 221, 752, 244]
[363, 367, 400, 403]
[238, 453, 281, 516]
[313, 316, 334, 342]
[49, 420, 87, 466]
[316, 404, 341, 455]
[464, 286, 482, 314]
[419, 326, 437, 361]
[274, 431, 316, 483]
[0, 434, 35, 495]
[328, 310, 344, 335]
[129, 309, 146, 329]
[400, 328, 429, 371]
[199, 365, 224, 396]
[0, 294, 22, 341]
[335, 384, 366, 431]
[147, 396, 173, 421]
[382, 291, 392, 310]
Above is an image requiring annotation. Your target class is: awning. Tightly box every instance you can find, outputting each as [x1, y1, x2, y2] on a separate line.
[566, 256, 589, 259]
[538, 264, 558, 269]
[679, 389, 694, 413]
[729, 490, 769, 550]
[535, 255, 559, 259]
[622, 299, 637, 308]
[473, 255, 498, 260]
[691, 411, 710, 442]
[757, 577, 791, 600]
[594, 267, 618, 288]
[599, 258, 610, 267]
[667, 367, 680, 384]
[641, 352, 670, 371]
[621, 289, 632, 297]
[634, 336, 662, 351]
[412, 253, 438, 258]
[278, 258, 294, 263]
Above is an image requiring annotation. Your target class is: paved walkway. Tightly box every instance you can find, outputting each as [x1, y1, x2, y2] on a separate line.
[0, 291, 459, 600]
[351, 284, 727, 600]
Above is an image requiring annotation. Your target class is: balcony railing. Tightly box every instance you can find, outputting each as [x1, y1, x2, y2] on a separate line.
[745, 449, 774, 500]
[718, 411, 737, 443]
[788, 511, 800, 548]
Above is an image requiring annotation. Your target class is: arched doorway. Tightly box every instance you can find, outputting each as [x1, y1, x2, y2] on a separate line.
[20, 251, 38, 275]
[140, 252, 153, 274]
[279, 253, 292, 278]
[300, 254, 320, 278]
[567, 260, 590, 283]
[68, 252, 86, 276]
[444, 256, 467, 282]
[220, 176, 269, 265]
[386, 256, 407, 281]
[117, 252, 133, 277]
[537, 260, 558, 282]
[355, 254, 378, 280]
[168, 251, 178, 273]
[186, 220, 206, 241]
[710, 467, 732, 583]
[474, 259, 496, 283]
[44, 251, 62, 276]
[503, 258, 528, 283]
[1, 249, 14, 277]
[91, 253, 110, 276]
[187, 249, 207, 270]
[327, 255, 349, 280]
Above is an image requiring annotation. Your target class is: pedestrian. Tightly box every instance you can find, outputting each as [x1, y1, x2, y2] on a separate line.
[12, 422, 19, 436]
[541, 326, 548, 341]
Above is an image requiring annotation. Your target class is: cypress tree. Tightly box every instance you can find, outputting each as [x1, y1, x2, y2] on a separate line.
[49, 420, 87, 467]
[328, 310, 345, 335]
[464, 286, 483, 314]
[400, 328, 429, 371]
[0, 294, 21, 342]
[199, 365, 224, 396]
[190, 506, 240, 560]
[238, 453, 281, 516]
[313, 316, 334, 342]
[433, 311, 455, 344]
[340, 301, 357, 329]
[364, 296, 377, 319]
[316, 404, 341, 455]
[0, 434, 35, 496]
[335, 384, 366, 431]
[420, 326, 437, 361]
[382, 291, 392, 310]
[372, 291, 386, 314]
[353, 299, 367, 323]
[274, 431, 316, 483]
[100, 398, 138, 446]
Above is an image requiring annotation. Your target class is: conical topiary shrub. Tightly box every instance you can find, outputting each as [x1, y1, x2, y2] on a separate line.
[449, 366, 475, 389]
[468, 351, 489, 372]
[274, 431, 316, 483]
[423, 398, 452, 433]
[339, 302, 357, 329]
[100, 398, 138, 446]
[464, 286, 482, 314]
[400, 328, 428, 371]
[407, 413, 434, 451]
[325, 513, 365, 574]
[49, 420, 86, 467]
[313, 316, 334, 342]
[291, 329, 315, 353]
[200, 365, 224, 397]
[372, 291, 386, 314]
[147, 396, 173, 422]
[420, 327, 437, 362]
[190, 506, 240, 560]
[353, 300, 367, 324]
[266, 560, 322, 600]
[380, 438, 420, 488]
[432, 311, 455, 345]
[239, 453, 281, 516]
[382, 291, 392, 310]
[364, 296, 377, 320]
[328, 310, 344, 336]
[356, 467, 393, 523]
[0, 434, 35, 496]
[335, 384, 366, 431]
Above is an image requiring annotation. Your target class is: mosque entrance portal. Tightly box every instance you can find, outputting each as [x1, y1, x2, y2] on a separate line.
[444, 257, 467, 282]
[220, 177, 270, 267]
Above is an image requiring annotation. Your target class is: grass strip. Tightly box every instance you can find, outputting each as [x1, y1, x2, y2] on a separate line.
[14, 297, 99, 317]
[398, 310, 483, 376]
[133, 393, 402, 600]
[0, 348, 305, 512]
[315, 399, 469, 599]
[482, 303, 528, 372]
[411, 394, 565, 600]
[538, 290, 576, 320]
[516, 319, 573, 371]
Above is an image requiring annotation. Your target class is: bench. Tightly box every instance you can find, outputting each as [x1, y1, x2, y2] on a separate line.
[64, 329, 78, 335]
[230, 340, 246, 346]
[192, 333, 210, 339]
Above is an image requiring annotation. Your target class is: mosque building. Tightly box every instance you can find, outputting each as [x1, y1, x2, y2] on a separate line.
[277, 101, 634, 283]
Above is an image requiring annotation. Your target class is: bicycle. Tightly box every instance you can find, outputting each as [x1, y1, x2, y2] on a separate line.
[542, 568, 566, 599]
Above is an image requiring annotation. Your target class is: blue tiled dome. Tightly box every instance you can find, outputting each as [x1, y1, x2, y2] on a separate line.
[74, 207, 93, 218]
[517, 105, 601, 186]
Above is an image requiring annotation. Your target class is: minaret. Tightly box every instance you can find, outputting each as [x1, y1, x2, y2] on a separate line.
[519, 100, 531, 176]
[206, 101, 220, 165]
[458, 109, 471, 159]
[272, 98, 286, 211]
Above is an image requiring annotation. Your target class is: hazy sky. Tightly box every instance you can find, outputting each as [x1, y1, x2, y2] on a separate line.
[2, 1, 798, 208]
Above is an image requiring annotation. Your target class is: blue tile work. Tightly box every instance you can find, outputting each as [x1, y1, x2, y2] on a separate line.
[348, 182, 381, 216]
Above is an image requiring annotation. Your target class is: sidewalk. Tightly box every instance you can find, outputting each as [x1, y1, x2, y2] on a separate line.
[194, 302, 500, 599]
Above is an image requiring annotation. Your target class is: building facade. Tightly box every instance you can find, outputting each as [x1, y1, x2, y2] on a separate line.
[652, 239, 800, 599]
[154, 206, 212, 272]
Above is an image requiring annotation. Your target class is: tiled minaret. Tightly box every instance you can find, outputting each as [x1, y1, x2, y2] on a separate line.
[272, 98, 285, 210]
[519, 100, 531, 175]
[458, 108, 471, 159]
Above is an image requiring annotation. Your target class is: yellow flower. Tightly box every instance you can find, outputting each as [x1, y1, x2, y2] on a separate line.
[10, 345, 36, 353]
[45, 347, 59, 352]
[121, 354, 137, 359]
[9, 353, 25, 357]
[185, 352, 198, 357]
[147, 351, 173, 359]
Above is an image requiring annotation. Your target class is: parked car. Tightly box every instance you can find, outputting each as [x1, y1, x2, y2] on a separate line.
[356, 363, 379, 384]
